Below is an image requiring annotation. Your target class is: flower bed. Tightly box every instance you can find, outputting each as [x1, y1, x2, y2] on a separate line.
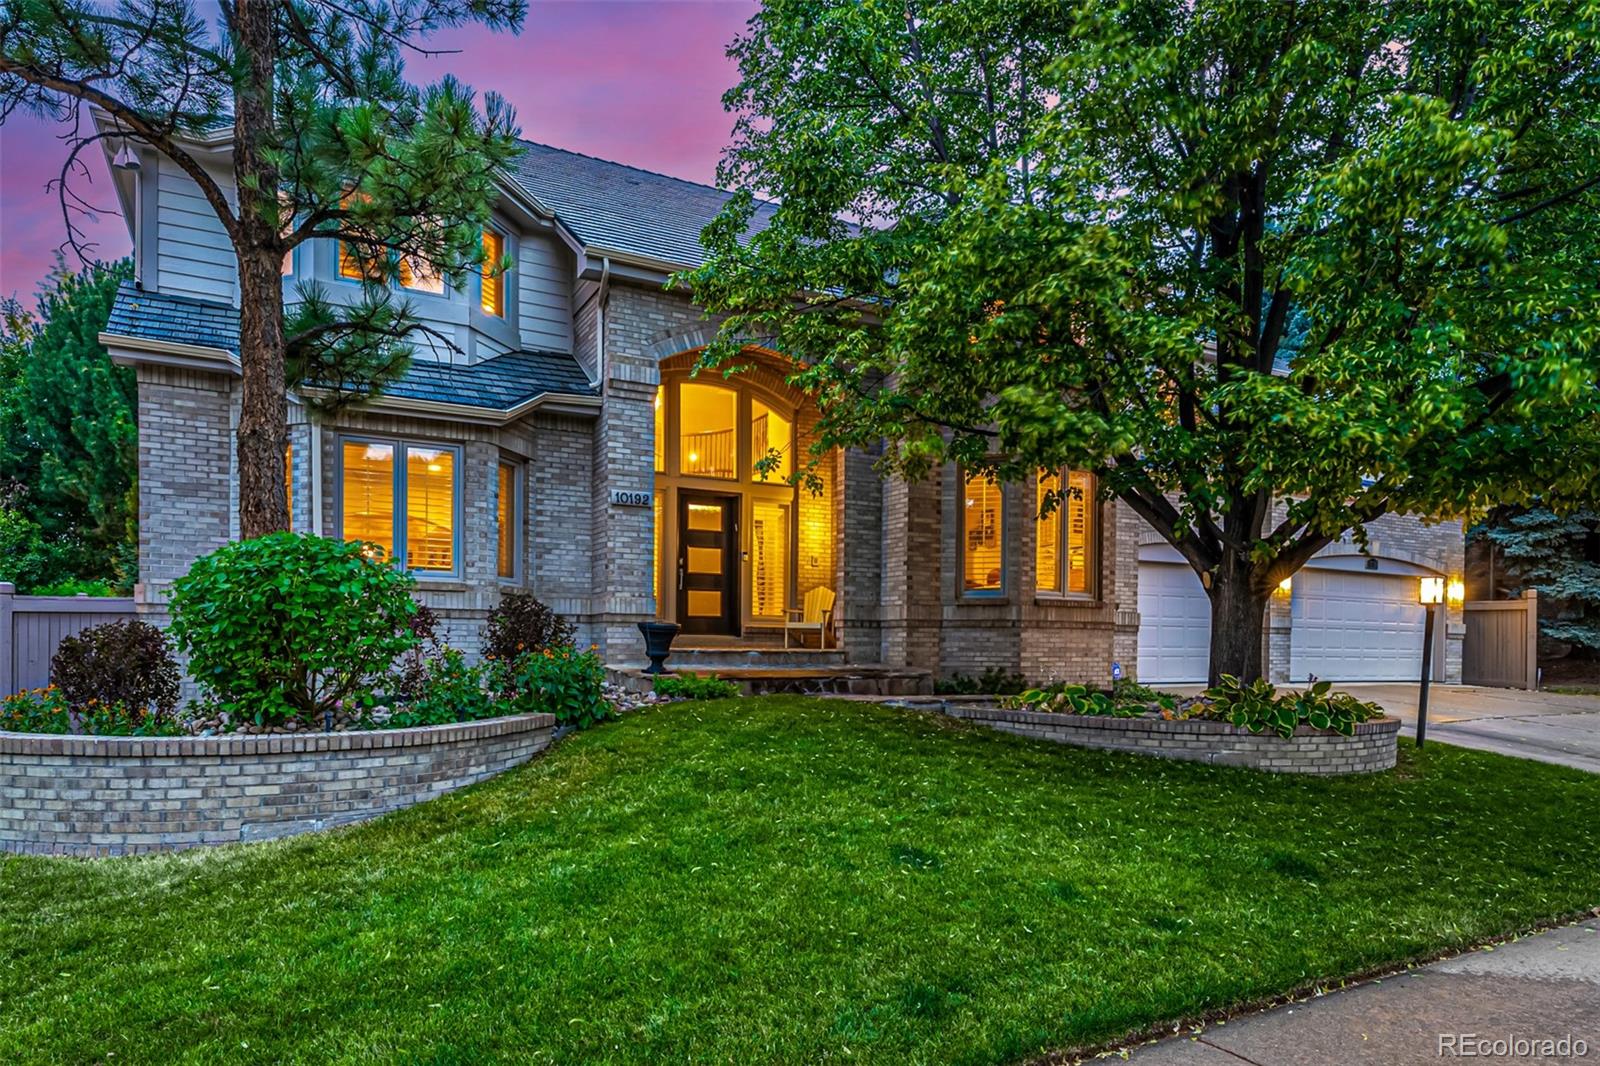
[911, 698, 1400, 775]
[0, 712, 556, 857]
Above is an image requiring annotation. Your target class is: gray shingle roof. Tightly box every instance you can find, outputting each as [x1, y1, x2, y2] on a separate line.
[104, 282, 596, 409]
[105, 282, 240, 353]
[508, 140, 775, 270]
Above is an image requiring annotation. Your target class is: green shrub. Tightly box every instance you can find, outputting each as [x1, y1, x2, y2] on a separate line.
[1202, 676, 1384, 738]
[935, 667, 1027, 695]
[0, 686, 182, 736]
[384, 647, 496, 729]
[1111, 677, 1179, 710]
[653, 671, 740, 700]
[168, 532, 418, 723]
[29, 578, 120, 597]
[496, 645, 611, 729]
[50, 619, 180, 719]
[483, 591, 575, 663]
[1006, 683, 1144, 717]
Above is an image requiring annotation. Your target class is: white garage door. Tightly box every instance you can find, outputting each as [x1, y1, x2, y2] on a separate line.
[1289, 568, 1425, 683]
[1138, 562, 1211, 683]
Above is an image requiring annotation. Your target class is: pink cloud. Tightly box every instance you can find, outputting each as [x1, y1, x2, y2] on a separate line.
[0, 0, 757, 302]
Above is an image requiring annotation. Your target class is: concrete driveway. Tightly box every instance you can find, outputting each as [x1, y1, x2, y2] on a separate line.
[1173, 683, 1600, 773]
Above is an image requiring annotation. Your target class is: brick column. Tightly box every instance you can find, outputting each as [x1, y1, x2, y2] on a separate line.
[880, 470, 942, 670]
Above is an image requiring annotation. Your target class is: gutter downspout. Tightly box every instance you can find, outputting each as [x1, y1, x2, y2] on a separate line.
[596, 256, 611, 386]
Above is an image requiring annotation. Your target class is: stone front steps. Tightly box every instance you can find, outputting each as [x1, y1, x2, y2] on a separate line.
[663, 643, 847, 671]
[606, 663, 934, 698]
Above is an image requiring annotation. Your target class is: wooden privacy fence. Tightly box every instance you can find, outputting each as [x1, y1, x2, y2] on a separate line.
[0, 583, 137, 697]
[1462, 590, 1539, 690]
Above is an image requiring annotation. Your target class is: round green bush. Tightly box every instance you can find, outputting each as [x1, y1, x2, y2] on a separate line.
[169, 532, 418, 721]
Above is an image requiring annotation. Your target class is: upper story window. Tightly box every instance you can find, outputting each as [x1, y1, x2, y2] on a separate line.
[1037, 469, 1097, 596]
[962, 471, 1004, 596]
[679, 382, 737, 480]
[339, 437, 460, 577]
[481, 228, 507, 316]
[751, 398, 792, 481]
[398, 254, 444, 294]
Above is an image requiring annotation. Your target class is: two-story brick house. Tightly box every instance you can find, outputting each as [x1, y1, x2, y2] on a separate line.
[94, 122, 1465, 687]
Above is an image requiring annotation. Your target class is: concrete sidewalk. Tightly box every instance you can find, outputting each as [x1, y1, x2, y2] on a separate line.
[1121, 919, 1600, 1065]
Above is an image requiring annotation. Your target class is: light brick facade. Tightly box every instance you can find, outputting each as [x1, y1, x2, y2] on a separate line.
[128, 275, 1468, 690]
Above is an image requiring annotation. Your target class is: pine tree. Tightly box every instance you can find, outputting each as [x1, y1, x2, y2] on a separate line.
[1479, 508, 1600, 655]
[0, 259, 137, 590]
[1, 0, 525, 537]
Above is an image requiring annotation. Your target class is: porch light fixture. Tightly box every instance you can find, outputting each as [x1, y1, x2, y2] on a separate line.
[111, 142, 141, 171]
[1277, 576, 1292, 594]
[1415, 576, 1444, 747]
[1447, 578, 1465, 605]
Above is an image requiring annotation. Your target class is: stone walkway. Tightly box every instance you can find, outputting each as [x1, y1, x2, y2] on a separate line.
[1121, 919, 1600, 1064]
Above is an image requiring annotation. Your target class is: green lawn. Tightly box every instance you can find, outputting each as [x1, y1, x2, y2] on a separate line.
[4, 697, 1599, 1065]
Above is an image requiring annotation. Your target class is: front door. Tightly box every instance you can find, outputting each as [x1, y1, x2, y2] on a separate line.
[678, 492, 739, 636]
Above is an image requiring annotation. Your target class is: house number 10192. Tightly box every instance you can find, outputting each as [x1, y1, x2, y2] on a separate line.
[609, 489, 653, 508]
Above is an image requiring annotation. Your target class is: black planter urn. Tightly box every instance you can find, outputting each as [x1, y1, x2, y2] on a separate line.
[638, 620, 681, 675]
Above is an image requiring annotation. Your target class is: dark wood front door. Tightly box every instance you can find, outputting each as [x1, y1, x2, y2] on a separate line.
[678, 493, 739, 636]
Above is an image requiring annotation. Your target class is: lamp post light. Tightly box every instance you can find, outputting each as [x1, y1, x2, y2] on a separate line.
[1416, 577, 1445, 747]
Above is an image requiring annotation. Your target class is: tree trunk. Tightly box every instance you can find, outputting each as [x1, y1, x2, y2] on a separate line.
[236, 247, 289, 538]
[232, 0, 288, 538]
[1206, 556, 1270, 686]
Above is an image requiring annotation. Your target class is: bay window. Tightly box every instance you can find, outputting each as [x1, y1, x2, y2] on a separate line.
[962, 471, 1004, 595]
[481, 228, 506, 316]
[339, 437, 460, 576]
[1036, 468, 1097, 596]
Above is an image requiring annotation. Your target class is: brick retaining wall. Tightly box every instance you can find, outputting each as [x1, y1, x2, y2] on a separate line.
[0, 714, 556, 857]
[935, 703, 1399, 775]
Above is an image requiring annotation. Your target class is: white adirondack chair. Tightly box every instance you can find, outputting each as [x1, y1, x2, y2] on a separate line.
[785, 586, 836, 650]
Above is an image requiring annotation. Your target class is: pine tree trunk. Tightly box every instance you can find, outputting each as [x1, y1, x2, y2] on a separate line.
[232, 0, 288, 538]
[1206, 556, 1270, 686]
[236, 248, 288, 538]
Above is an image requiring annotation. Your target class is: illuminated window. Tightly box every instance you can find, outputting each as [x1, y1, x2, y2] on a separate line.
[751, 398, 793, 481]
[962, 471, 1004, 595]
[1037, 468, 1097, 596]
[481, 229, 506, 316]
[679, 382, 737, 479]
[398, 254, 444, 294]
[751, 499, 790, 618]
[405, 448, 455, 572]
[653, 386, 665, 473]
[496, 461, 517, 580]
[1036, 469, 1061, 593]
[342, 441, 395, 560]
[338, 239, 382, 282]
[339, 437, 459, 575]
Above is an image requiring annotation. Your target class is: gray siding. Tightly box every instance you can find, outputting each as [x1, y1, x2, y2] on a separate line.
[154, 156, 235, 303]
[518, 231, 573, 353]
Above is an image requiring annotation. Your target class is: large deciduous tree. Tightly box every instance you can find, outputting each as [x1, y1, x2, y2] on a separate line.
[686, 0, 1600, 684]
[0, 0, 525, 537]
